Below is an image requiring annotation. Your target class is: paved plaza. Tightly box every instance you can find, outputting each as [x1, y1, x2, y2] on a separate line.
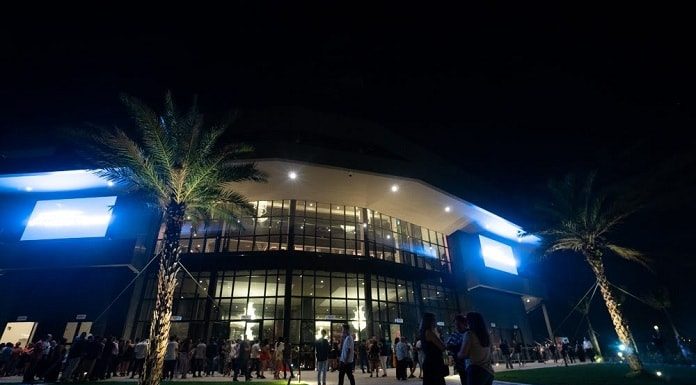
[0, 361, 591, 385]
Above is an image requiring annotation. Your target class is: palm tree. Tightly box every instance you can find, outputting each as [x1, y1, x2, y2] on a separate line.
[86, 93, 265, 385]
[535, 172, 649, 373]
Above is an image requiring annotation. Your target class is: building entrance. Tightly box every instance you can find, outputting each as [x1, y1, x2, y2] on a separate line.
[62, 321, 92, 344]
[229, 320, 261, 341]
[1, 322, 37, 346]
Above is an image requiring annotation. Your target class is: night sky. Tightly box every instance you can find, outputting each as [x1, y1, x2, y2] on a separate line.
[2, 4, 695, 343]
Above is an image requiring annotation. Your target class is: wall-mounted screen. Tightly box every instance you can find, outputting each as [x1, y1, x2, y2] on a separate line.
[479, 235, 518, 275]
[21, 196, 117, 240]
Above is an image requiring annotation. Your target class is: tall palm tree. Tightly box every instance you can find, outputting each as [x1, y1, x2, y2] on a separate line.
[535, 173, 649, 373]
[86, 93, 265, 385]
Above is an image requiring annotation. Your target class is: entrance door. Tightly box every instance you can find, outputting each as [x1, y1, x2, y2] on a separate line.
[63, 321, 92, 344]
[1, 322, 37, 346]
[229, 321, 261, 341]
[389, 324, 402, 343]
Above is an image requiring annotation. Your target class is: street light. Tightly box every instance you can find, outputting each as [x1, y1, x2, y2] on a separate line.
[653, 325, 659, 331]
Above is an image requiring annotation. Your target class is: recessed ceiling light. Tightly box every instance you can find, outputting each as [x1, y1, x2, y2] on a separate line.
[444, 206, 451, 212]
[391, 184, 399, 192]
[288, 171, 297, 180]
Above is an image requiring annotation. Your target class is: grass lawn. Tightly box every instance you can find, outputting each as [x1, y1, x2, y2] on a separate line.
[494, 364, 695, 385]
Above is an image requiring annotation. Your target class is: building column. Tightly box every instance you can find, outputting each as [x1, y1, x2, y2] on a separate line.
[287, 200, 297, 251]
[364, 272, 374, 337]
[541, 302, 554, 342]
[203, 270, 219, 340]
[282, 269, 293, 340]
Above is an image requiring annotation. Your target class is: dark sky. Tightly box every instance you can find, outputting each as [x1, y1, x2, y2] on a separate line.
[2, 4, 695, 341]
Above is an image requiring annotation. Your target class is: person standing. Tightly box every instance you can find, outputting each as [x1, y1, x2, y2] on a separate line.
[259, 339, 270, 379]
[282, 339, 295, 379]
[500, 340, 513, 368]
[315, 329, 330, 385]
[512, 341, 523, 367]
[358, 339, 368, 374]
[206, 339, 218, 376]
[368, 337, 381, 378]
[447, 314, 468, 385]
[328, 338, 338, 372]
[236, 339, 250, 382]
[194, 339, 207, 377]
[420, 312, 447, 385]
[395, 337, 408, 380]
[273, 337, 284, 380]
[457, 312, 494, 385]
[250, 340, 261, 378]
[178, 337, 191, 379]
[130, 338, 148, 379]
[338, 324, 355, 385]
[164, 336, 179, 380]
[582, 337, 593, 361]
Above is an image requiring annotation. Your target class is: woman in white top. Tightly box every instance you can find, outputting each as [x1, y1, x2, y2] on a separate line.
[457, 312, 494, 385]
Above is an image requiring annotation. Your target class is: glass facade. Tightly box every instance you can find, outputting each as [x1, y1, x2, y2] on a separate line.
[158, 199, 451, 272]
[134, 198, 459, 366]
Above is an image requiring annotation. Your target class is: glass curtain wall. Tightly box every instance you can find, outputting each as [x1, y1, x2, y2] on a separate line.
[158, 199, 450, 272]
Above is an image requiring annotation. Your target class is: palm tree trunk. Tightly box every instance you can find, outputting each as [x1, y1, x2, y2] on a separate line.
[586, 316, 602, 359]
[140, 200, 185, 385]
[663, 308, 689, 360]
[585, 254, 643, 373]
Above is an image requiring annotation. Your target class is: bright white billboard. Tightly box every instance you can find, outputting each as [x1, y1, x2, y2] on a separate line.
[21, 196, 117, 240]
[479, 235, 518, 275]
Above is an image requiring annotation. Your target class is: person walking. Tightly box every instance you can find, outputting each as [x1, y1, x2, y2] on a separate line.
[338, 324, 355, 385]
[499, 340, 513, 369]
[512, 341, 523, 367]
[315, 329, 330, 385]
[457, 312, 494, 385]
[368, 337, 381, 378]
[420, 312, 447, 385]
[379, 338, 390, 377]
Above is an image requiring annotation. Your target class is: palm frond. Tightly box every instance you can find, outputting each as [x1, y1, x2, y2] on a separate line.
[605, 243, 652, 271]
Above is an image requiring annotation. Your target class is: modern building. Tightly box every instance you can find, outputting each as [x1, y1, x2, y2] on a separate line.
[0, 108, 551, 364]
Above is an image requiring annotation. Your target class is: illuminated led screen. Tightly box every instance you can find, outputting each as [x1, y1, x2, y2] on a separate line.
[21, 196, 117, 240]
[479, 235, 518, 275]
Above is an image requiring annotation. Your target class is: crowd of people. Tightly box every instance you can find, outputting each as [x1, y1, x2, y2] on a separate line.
[2, 310, 595, 385]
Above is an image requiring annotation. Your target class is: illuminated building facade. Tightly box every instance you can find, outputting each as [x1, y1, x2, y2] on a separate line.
[0, 109, 550, 362]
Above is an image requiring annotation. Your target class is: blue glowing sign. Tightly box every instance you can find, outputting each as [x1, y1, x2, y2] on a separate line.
[479, 235, 518, 275]
[21, 196, 117, 240]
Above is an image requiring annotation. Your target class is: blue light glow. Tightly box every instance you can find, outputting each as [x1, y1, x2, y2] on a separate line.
[21, 196, 117, 240]
[0, 170, 115, 193]
[479, 235, 518, 275]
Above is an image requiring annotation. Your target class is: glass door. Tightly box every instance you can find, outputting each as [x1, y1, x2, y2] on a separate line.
[229, 321, 261, 341]
[245, 321, 260, 341]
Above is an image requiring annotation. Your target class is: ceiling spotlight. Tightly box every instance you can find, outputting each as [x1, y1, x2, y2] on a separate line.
[391, 184, 399, 192]
[288, 171, 297, 180]
[444, 206, 451, 212]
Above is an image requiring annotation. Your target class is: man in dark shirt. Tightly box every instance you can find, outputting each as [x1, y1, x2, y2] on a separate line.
[206, 339, 218, 376]
[61, 334, 86, 381]
[315, 330, 330, 385]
